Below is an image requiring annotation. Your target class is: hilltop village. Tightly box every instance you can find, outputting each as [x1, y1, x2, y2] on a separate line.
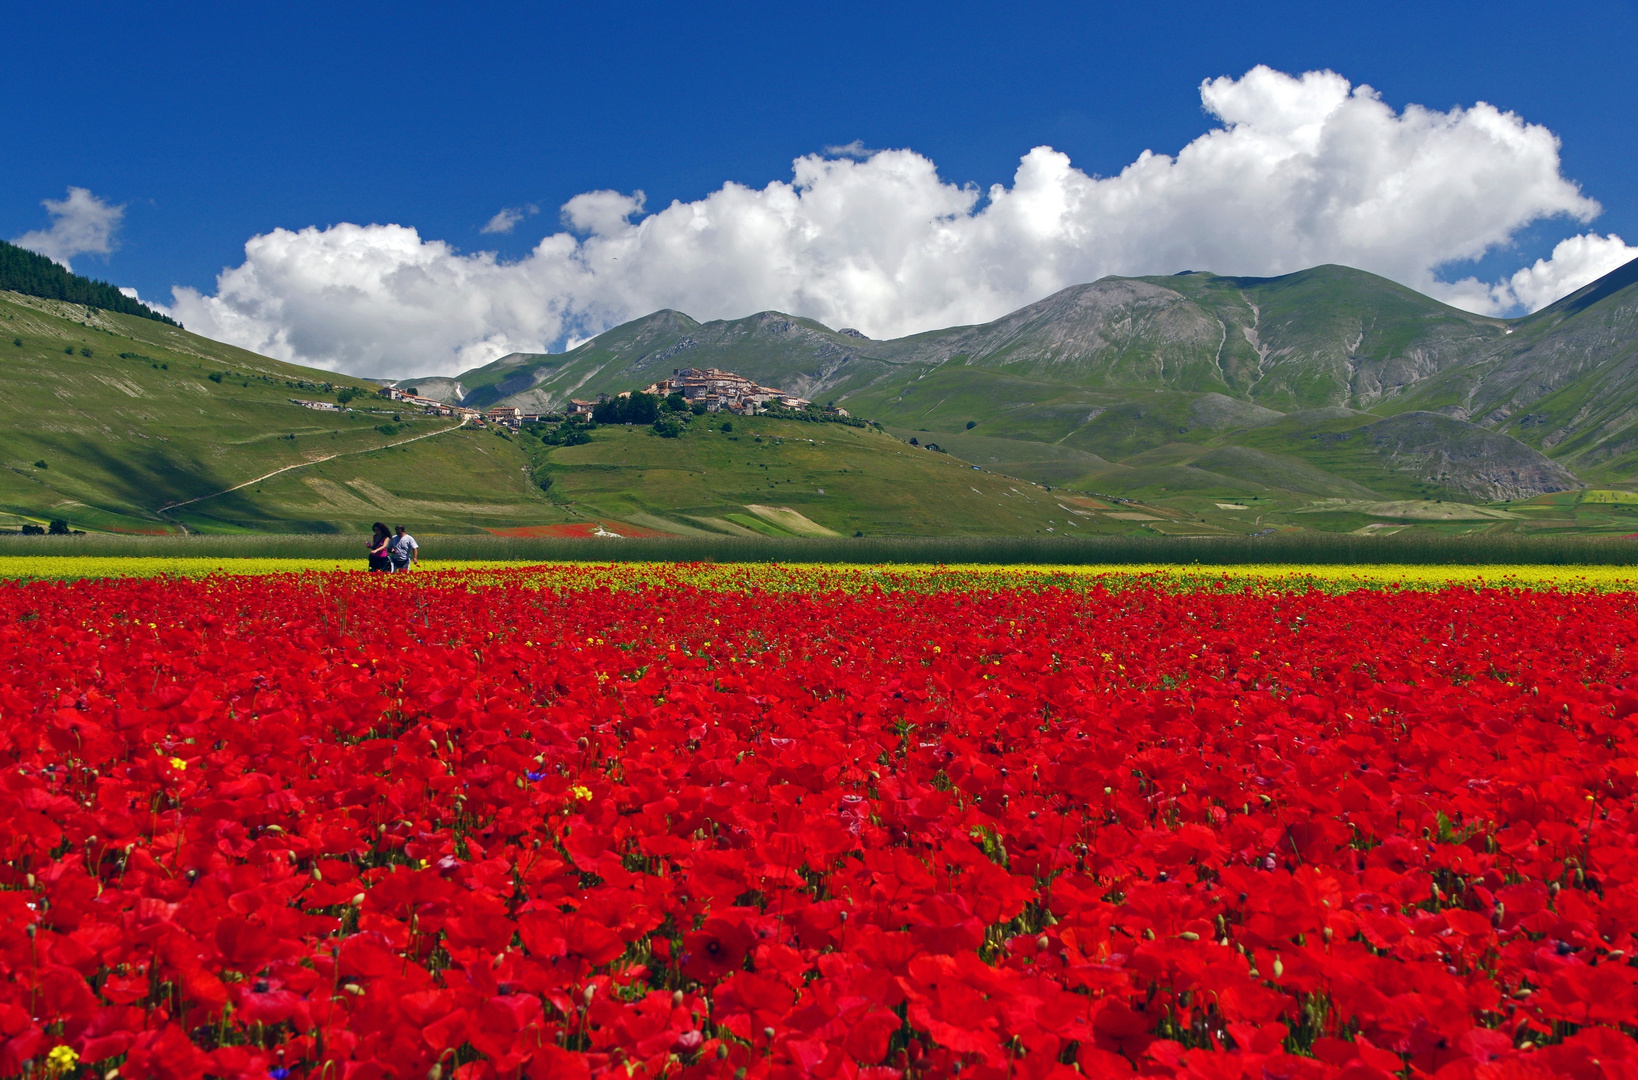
[378, 366, 849, 429]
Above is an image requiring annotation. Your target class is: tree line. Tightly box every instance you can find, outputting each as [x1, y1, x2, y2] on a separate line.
[0, 240, 179, 325]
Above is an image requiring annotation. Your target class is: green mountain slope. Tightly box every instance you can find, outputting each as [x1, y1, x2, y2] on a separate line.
[0, 239, 177, 325]
[2, 289, 1163, 538]
[0, 290, 559, 534]
[447, 259, 1638, 523]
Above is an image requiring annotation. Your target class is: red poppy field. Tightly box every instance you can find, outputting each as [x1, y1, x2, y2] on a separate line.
[3, 566, 1638, 1080]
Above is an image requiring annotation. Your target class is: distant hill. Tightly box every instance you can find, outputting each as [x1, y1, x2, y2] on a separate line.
[432, 259, 1638, 532]
[0, 239, 177, 325]
[0, 290, 552, 534]
[0, 289, 1118, 538]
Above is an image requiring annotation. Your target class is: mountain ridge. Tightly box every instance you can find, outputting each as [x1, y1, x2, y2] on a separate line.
[416, 259, 1638, 506]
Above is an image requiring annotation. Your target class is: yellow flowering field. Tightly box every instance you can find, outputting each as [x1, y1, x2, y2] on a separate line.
[1, 555, 1636, 591]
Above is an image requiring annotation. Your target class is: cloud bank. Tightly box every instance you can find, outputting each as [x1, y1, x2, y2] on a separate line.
[170, 66, 1638, 377]
[13, 187, 125, 270]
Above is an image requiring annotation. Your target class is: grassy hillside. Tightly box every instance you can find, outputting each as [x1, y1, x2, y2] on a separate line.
[4, 289, 1219, 538]
[0, 291, 565, 534]
[516, 413, 1247, 538]
[0, 239, 177, 324]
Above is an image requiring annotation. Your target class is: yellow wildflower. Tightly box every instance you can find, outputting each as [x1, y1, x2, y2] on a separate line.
[46, 1045, 78, 1076]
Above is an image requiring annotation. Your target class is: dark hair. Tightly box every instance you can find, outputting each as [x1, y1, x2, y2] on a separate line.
[372, 522, 389, 539]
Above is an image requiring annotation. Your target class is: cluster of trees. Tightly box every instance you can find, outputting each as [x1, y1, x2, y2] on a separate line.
[760, 402, 873, 429]
[0, 240, 178, 325]
[524, 420, 592, 447]
[17, 520, 75, 536]
[591, 391, 705, 438]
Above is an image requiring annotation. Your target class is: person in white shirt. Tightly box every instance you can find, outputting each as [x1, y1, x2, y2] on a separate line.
[389, 525, 419, 572]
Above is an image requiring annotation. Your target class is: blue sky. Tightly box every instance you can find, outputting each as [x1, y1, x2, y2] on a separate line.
[4, 0, 1636, 375]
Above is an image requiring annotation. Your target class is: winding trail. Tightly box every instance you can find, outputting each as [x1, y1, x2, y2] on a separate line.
[159, 418, 469, 513]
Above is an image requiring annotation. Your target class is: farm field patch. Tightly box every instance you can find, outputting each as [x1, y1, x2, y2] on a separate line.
[1, 567, 1637, 1079]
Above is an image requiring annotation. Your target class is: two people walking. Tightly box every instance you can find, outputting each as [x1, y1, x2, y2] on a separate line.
[367, 522, 419, 572]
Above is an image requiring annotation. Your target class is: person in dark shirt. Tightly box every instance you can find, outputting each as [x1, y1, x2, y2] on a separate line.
[367, 522, 391, 571]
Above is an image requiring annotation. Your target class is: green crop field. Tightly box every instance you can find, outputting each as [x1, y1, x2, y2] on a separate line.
[524, 414, 1242, 537]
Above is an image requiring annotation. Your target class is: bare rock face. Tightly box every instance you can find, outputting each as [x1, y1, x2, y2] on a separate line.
[387, 376, 465, 404]
[1358, 412, 1580, 501]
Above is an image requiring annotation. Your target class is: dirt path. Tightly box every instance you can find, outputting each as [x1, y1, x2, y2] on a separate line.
[160, 419, 469, 513]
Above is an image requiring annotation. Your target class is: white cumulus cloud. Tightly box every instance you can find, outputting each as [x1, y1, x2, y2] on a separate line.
[1437, 232, 1638, 314]
[13, 187, 126, 270]
[172, 65, 1628, 378]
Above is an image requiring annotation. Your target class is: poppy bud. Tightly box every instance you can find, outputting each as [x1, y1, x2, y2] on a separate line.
[584, 985, 597, 1004]
[1272, 956, 1283, 978]
[350, 893, 365, 906]
[1037, 935, 1050, 950]
[578, 737, 590, 751]
[1179, 932, 1199, 942]
[673, 990, 684, 1007]
[344, 983, 364, 996]
[311, 868, 322, 882]
[1322, 927, 1333, 943]
[717, 1045, 729, 1060]
[763, 1026, 775, 1040]
[428, 1066, 442, 1080]
[25, 874, 34, 888]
